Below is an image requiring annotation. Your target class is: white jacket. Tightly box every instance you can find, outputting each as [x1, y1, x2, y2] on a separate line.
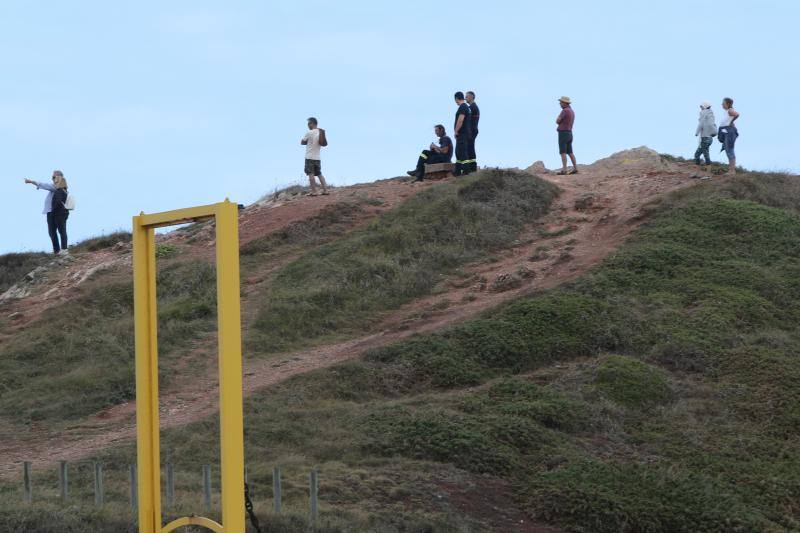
[695, 108, 717, 138]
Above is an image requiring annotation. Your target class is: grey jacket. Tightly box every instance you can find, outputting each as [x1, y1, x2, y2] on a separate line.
[695, 108, 717, 138]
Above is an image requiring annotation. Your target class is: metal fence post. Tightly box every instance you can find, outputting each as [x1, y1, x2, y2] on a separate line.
[130, 464, 138, 509]
[22, 462, 32, 503]
[273, 467, 282, 514]
[93, 462, 104, 507]
[309, 470, 318, 523]
[59, 461, 68, 502]
[202, 464, 212, 512]
[166, 463, 175, 508]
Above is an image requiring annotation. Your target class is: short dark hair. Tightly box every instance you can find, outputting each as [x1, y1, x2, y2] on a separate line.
[307, 117, 318, 125]
[454, 91, 465, 100]
[723, 97, 734, 107]
[466, 91, 475, 98]
[434, 124, 445, 132]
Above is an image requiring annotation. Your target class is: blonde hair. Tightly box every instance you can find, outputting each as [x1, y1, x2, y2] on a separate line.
[52, 170, 68, 189]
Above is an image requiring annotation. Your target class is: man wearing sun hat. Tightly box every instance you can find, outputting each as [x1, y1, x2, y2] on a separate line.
[556, 96, 578, 175]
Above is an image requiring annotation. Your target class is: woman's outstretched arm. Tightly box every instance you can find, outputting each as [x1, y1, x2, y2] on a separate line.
[25, 178, 56, 191]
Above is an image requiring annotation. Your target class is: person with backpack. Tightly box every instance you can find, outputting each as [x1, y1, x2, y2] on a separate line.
[300, 117, 329, 195]
[694, 101, 717, 166]
[25, 170, 72, 255]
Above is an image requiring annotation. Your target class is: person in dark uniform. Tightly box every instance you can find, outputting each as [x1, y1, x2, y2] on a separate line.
[453, 91, 472, 176]
[466, 91, 480, 174]
[407, 125, 453, 181]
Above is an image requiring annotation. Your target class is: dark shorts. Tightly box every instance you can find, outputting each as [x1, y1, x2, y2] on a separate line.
[304, 159, 322, 176]
[558, 130, 573, 155]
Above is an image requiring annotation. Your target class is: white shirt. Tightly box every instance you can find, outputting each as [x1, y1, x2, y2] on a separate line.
[719, 109, 735, 128]
[302, 129, 321, 160]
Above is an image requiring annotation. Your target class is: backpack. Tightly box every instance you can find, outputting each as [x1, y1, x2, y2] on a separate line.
[319, 128, 328, 147]
[64, 192, 76, 210]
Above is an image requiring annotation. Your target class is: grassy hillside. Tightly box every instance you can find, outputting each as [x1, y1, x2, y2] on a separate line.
[4, 170, 799, 531]
[0, 259, 218, 426]
[249, 169, 558, 354]
[0, 170, 557, 431]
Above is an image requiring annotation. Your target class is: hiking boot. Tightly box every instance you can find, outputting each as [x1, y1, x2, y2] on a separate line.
[568, 169, 579, 175]
[407, 170, 419, 177]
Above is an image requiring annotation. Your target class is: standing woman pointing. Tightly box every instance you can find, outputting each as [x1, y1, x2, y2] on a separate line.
[25, 170, 70, 255]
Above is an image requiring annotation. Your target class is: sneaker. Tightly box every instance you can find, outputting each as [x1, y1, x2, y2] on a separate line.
[568, 169, 579, 175]
[407, 170, 419, 177]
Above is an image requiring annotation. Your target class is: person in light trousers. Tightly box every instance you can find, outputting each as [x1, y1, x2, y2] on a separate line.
[694, 101, 717, 166]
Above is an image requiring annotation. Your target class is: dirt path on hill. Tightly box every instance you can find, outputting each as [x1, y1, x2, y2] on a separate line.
[0, 149, 723, 478]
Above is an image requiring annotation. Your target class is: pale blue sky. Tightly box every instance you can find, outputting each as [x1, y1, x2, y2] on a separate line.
[1, 0, 798, 253]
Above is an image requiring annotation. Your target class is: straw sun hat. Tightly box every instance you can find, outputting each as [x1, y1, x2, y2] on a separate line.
[558, 96, 571, 104]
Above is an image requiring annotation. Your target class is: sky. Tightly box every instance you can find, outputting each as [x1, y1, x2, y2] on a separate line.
[1, 0, 798, 254]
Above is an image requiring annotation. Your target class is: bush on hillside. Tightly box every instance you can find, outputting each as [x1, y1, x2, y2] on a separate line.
[72, 231, 131, 253]
[0, 252, 50, 293]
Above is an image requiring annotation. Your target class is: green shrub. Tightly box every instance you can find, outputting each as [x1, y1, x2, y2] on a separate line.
[527, 460, 769, 532]
[461, 380, 588, 431]
[0, 251, 50, 293]
[368, 293, 619, 389]
[72, 231, 132, 253]
[594, 355, 672, 410]
[362, 406, 515, 474]
[154, 243, 179, 258]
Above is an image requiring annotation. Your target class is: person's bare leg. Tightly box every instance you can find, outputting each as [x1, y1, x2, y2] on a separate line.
[728, 157, 736, 175]
[560, 153, 568, 173]
[307, 174, 318, 195]
[317, 174, 328, 194]
[569, 153, 578, 171]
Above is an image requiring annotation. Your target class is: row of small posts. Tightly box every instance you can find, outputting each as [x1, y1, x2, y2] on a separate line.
[22, 462, 319, 519]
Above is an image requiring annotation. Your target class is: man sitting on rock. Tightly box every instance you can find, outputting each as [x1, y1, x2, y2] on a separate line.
[407, 124, 453, 182]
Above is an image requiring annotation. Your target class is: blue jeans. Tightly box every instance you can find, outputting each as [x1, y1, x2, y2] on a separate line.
[719, 126, 738, 160]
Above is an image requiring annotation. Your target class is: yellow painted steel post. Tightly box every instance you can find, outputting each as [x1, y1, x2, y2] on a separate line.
[215, 200, 246, 532]
[132, 216, 161, 533]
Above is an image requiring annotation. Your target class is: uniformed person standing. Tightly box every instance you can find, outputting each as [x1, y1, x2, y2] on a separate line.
[453, 91, 472, 176]
[466, 91, 480, 174]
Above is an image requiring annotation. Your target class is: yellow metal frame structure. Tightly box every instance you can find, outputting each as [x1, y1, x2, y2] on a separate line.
[133, 200, 244, 533]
